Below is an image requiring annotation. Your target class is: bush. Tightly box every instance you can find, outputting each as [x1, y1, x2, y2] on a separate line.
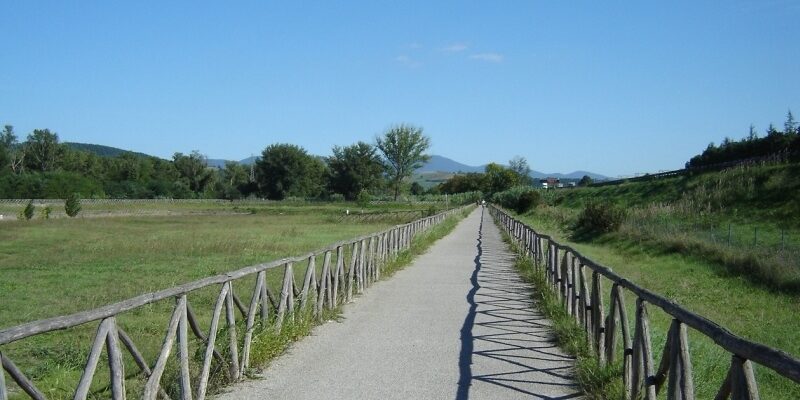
[356, 189, 371, 208]
[21, 200, 35, 220]
[573, 202, 626, 235]
[491, 186, 542, 214]
[65, 193, 82, 217]
[40, 206, 52, 219]
[516, 190, 542, 213]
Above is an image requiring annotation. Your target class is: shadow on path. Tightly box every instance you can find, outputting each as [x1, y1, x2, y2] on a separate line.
[457, 208, 581, 400]
[457, 207, 483, 399]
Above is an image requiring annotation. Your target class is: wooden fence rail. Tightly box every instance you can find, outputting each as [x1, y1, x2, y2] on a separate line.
[0, 205, 469, 400]
[489, 205, 800, 399]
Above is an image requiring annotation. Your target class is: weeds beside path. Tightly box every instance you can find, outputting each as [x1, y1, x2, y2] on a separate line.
[513, 209, 800, 398]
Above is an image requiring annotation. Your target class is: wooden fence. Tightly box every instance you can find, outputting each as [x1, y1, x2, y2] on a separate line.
[0, 205, 469, 400]
[490, 205, 800, 399]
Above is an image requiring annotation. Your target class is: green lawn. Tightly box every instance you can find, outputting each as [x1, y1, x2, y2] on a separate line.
[517, 210, 800, 398]
[0, 203, 446, 398]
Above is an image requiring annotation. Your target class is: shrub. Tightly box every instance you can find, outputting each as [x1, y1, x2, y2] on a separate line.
[356, 189, 371, 208]
[516, 190, 542, 213]
[40, 206, 52, 219]
[573, 202, 626, 235]
[491, 186, 542, 214]
[65, 193, 82, 217]
[22, 200, 35, 220]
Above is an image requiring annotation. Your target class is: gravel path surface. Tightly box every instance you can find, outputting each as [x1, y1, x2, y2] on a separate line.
[217, 207, 582, 399]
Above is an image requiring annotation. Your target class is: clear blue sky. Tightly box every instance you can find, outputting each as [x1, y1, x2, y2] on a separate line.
[2, 1, 798, 177]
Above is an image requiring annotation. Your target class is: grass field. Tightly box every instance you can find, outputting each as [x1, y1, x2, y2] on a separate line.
[514, 209, 800, 398]
[0, 199, 444, 220]
[0, 202, 460, 399]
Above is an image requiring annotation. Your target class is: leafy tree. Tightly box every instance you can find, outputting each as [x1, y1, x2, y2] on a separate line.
[213, 161, 251, 199]
[376, 124, 430, 200]
[578, 175, 594, 186]
[25, 129, 62, 172]
[327, 142, 385, 200]
[0, 125, 15, 148]
[173, 151, 214, 194]
[508, 156, 532, 185]
[255, 143, 326, 200]
[65, 193, 81, 217]
[484, 163, 521, 195]
[356, 189, 371, 207]
[438, 173, 486, 194]
[0, 128, 9, 174]
[222, 161, 249, 187]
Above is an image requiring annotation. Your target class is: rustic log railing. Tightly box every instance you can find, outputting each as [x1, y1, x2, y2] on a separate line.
[0, 205, 469, 400]
[489, 205, 800, 399]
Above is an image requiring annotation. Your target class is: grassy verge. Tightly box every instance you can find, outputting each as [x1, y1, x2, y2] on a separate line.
[499, 230, 623, 399]
[515, 209, 800, 398]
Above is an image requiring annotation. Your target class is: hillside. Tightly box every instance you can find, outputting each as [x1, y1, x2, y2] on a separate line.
[63, 142, 153, 159]
[550, 162, 800, 225]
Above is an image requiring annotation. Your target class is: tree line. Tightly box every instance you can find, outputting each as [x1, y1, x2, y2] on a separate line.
[0, 123, 433, 201]
[686, 110, 800, 168]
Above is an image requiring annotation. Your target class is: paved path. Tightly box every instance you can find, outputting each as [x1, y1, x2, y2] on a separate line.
[218, 208, 581, 399]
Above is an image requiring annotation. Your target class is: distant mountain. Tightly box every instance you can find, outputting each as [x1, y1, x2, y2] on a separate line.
[417, 155, 609, 181]
[239, 156, 259, 165]
[206, 156, 259, 169]
[417, 155, 486, 173]
[187, 151, 609, 180]
[530, 170, 609, 180]
[64, 142, 154, 159]
[205, 158, 229, 168]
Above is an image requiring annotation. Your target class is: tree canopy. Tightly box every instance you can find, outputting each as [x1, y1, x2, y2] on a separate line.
[327, 141, 384, 200]
[255, 143, 326, 200]
[376, 124, 430, 200]
[686, 111, 800, 168]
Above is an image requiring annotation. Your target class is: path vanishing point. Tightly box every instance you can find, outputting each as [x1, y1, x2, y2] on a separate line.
[218, 208, 582, 399]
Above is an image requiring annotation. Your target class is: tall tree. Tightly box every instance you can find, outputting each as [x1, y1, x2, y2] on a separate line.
[173, 151, 214, 194]
[25, 129, 62, 172]
[221, 161, 249, 187]
[747, 124, 758, 141]
[327, 141, 385, 200]
[484, 163, 521, 194]
[376, 124, 430, 200]
[216, 161, 251, 199]
[785, 109, 798, 135]
[255, 143, 325, 200]
[0, 125, 13, 174]
[508, 156, 532, 185]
